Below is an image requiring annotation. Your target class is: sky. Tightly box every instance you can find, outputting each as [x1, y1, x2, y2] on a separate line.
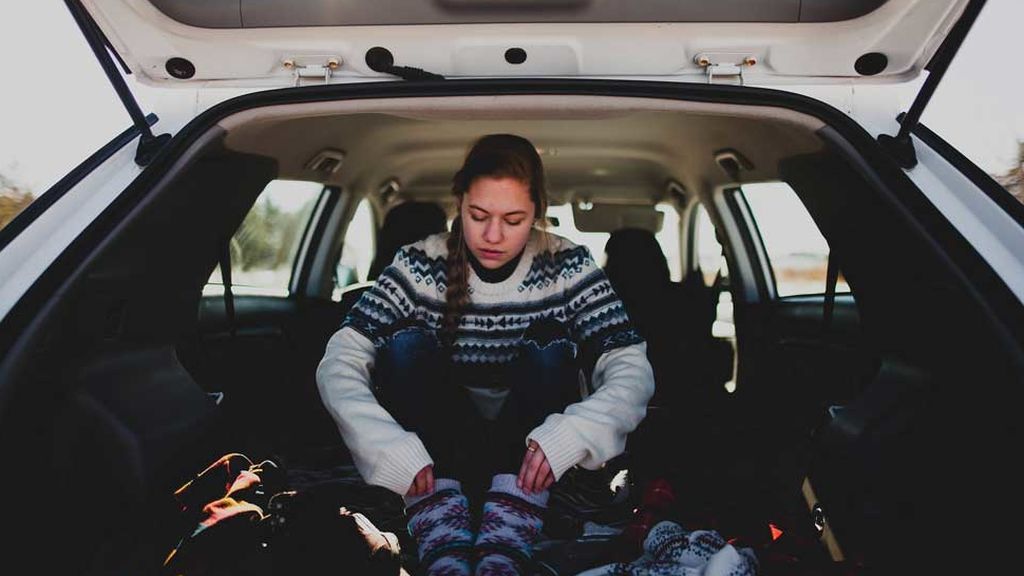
[0, 0, 1021, 195]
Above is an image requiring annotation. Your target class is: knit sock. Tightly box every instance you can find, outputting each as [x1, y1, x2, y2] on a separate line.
[474, 474, 549, 576]
[405, 478, 474, 576]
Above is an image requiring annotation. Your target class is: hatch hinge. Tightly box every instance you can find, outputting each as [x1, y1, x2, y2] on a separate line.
[283, 56, 341, 85]
[694, 52, 757, 85]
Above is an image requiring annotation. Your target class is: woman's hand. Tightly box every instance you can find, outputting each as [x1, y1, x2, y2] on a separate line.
[518, 439, 555, 494]
[406, 465, 435, 497]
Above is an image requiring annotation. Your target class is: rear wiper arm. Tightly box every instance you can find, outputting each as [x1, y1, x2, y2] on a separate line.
[365, 47, 445, 81]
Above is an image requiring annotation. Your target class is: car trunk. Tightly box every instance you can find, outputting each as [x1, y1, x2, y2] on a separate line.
[0, 79, 946, 572]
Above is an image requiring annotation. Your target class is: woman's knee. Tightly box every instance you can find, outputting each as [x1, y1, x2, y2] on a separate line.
[377, 319, 442, 372]
[519, 318, 577, 367]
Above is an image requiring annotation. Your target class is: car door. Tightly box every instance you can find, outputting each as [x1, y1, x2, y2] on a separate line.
[178, 179, 341, 454]
[710, 1, 1024, 561]
[722, 180, 873, 432]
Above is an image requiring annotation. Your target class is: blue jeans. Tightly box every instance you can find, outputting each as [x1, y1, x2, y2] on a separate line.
[374, 319, 580, 486]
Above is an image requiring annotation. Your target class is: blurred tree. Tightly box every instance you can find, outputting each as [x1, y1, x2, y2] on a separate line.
[230, 196, 316, 272]
[234, 197, 283, 270]
[0, 173, 35, 231]
[995, 142, 1023, 205]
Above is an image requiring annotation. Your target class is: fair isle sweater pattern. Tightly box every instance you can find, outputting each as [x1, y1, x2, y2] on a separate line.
[342, 231, 643, 368]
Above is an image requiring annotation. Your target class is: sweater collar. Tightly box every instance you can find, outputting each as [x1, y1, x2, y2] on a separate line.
[469, 249, 524, 284]
[466, 230, 540, 296]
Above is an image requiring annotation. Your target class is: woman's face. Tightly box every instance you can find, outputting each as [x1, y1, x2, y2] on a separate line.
[460, 176, 536, 269]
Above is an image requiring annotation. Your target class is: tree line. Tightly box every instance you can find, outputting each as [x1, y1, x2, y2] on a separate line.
[0, 173, 35, 231]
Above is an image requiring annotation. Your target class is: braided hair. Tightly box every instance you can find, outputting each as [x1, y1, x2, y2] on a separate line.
[442, 134, 548, 346]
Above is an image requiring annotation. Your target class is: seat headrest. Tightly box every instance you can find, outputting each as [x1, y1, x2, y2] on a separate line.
[604, 227, 671, 289]
[368, 201, 447, 280]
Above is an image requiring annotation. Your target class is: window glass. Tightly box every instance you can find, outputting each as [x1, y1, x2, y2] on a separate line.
[694, 204, 734, 342]
[205, 180, 322, 297]
[695, 205, 725, 287]
[915, 1, 1023, 206]
[333, 198, 376, 297]
[655, 205, 682, 282]
[546, 202, 681, 281]
[0, 3, 134, 232]
[741, 182, 849, 298]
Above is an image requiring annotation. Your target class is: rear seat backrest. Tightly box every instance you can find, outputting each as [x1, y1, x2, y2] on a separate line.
[367, 201, 447, 281]
[603, 228, 720, 408]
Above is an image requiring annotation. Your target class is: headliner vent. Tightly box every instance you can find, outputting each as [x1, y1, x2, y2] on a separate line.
[305, 149, 346, 174]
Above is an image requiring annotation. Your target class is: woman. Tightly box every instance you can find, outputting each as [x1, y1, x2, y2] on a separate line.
[317, 134, 655, 576]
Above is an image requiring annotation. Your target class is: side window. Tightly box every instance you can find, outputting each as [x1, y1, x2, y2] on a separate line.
[740, 182, 849, 298]
[695, 204, 726, 287]
[694, 204, 733, 341]
[205, 180, 322, 297]
[654, 203, 682, 281]
[333, 198, 376, 299]
[546, 201, 682, 280]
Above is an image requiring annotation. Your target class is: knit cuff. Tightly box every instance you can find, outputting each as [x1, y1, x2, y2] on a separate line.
[370, 433, 434, 496]
[527, 416, 587, 481]
[489, 473, 550, 507]
[403, 477, 462, 509]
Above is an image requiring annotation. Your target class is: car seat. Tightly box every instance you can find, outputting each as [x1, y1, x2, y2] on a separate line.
[602, 228, 721, 410]
[367, 200, 448, 281]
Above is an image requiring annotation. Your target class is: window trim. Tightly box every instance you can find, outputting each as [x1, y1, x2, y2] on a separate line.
[683, 201, 701, 278]
[289, 185, 335, 295]
[728, 187, 776, 301]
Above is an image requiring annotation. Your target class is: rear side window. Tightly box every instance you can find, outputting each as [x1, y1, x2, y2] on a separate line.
[694, 204, 734, 341]
[695, 204, 726, 287]
[205, 180, 322, 297]
[547, 202, 682, 281]
[740, 182, 849, 298]
[335, 197, 377, 293]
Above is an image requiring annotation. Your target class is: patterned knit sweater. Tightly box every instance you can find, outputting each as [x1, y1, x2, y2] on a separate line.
[316, 230, 655, 496]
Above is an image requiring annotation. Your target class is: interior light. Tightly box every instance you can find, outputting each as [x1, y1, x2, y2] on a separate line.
[577, 200, 594, 211]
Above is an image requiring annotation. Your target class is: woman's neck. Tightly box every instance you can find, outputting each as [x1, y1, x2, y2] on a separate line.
[468, 249, 524, 283]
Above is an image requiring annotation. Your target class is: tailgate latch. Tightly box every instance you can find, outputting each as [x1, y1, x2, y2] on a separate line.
[283, 56, 342, 85]
[694, 52, 757, 85]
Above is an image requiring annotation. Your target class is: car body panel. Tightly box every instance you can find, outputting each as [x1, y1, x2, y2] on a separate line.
[905, 135, 1024, 303]
[0, 142, 143, 320]
[82, 0, 969, 88]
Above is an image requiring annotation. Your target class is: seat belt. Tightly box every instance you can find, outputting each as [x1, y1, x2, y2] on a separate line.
[822, 251, 839, 335]
[220, 243, 236, 337]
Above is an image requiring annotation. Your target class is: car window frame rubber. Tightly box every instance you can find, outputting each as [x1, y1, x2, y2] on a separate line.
[1, 78, 1021, 369]
[292, 185, 341, 296]
[0, 114, 158, 253]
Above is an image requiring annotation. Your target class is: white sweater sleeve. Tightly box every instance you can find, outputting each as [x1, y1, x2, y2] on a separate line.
[316, 327, 432, 496]
[526, 342, 655, 480]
